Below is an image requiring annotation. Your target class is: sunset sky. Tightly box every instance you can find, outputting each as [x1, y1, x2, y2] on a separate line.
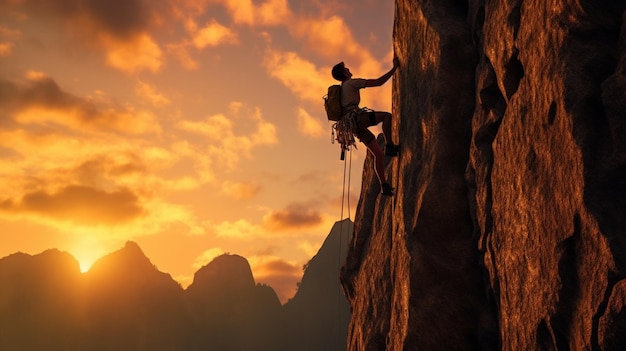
[0, 0, 394, 302]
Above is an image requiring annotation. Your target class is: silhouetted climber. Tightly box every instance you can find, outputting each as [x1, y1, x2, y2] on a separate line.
[331, 58, 399, 196]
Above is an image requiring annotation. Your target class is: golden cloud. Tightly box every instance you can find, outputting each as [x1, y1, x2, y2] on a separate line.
[0, 0, 169, 73]
[192, 19, 239, 48]
[248, 255, 301, 303]
[256, 0, 292, 25]
[0, 185, 143, 226]
[166, 42, 199, 70]
[176, 106, 277, 171]
[1, 75, 162, 135]
[221, 180, 262, 200]
[188, 0, 291, 26]
[296, 107, 325, 138]
[102, 33, 164, 73]
[135, 81, 171, 107]
[214, 219, 260, 239]
[262, 203, 323, 231]
[263, 50, 330, 104]
[291, 16, 356, 60]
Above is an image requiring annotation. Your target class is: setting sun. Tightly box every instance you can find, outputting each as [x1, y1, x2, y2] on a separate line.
[70, 238, 107, 273]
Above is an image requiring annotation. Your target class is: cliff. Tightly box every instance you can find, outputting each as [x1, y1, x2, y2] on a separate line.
[341, 0, 626, 350]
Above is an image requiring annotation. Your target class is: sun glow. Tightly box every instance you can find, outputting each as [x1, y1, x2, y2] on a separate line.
[70, 237, 107, 273]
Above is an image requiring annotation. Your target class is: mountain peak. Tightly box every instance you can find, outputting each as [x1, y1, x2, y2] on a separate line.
[122, 240, 142, 253]
[88, 241, 150, 273]
[188, 253, 255, 294]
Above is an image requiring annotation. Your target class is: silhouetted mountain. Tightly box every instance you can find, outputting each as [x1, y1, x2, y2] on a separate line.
[81, 241, 188, 351]
[0, 249, 82, 350]
[186, 253, 282, 351]
[280, 219, 352, 351]
[0, 225, 352, 350]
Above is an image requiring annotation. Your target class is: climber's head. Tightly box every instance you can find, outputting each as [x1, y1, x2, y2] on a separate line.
[332, 62, 351, 81]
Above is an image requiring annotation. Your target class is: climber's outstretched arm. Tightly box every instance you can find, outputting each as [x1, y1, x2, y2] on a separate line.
[366, 56, 399, 87]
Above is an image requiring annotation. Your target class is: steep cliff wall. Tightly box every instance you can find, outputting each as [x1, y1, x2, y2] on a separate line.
[341, 0, 626, 350]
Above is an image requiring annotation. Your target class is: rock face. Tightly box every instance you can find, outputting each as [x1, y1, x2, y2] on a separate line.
[341, 0, 626, 350]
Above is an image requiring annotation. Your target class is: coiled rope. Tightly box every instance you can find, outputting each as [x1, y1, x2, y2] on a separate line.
[331, 111, 358, 158]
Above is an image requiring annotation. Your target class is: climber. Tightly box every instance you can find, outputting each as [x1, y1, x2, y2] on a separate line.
[331, 57, 400, 196]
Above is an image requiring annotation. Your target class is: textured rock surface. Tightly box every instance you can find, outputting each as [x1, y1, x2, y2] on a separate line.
[341, 0, 626, 350]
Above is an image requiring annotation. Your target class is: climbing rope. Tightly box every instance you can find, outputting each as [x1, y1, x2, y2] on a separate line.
[332, 112, 357, 296]
[331, 111, 358, 160]
[337, 146, 352, 351]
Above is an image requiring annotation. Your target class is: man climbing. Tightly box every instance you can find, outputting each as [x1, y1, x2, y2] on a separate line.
[331, 57, 400, 196]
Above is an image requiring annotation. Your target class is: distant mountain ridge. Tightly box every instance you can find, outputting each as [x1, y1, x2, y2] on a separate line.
[0, 220, 352, 351]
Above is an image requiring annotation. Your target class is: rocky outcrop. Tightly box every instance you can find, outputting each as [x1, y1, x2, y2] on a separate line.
[341, 0, 626, 350]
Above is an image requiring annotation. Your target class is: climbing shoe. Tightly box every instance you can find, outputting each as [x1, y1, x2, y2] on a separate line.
[385, 143, 399, 157]
[381, 182, 394, 196]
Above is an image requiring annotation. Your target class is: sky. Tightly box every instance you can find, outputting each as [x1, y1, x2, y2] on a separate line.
[0, 0, 395, 303]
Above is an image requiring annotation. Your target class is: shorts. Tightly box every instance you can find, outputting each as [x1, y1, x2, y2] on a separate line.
[353, 110, 377, 145]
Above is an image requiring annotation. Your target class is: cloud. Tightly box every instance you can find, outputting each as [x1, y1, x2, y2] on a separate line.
[0, 0, 167, 73]
[0, 185, 143, 226]
[0, 75, 162, 134]
[296, 107, 325, 138]
[248, 255, 301, 303]
[218, 0, 292, 26]
[135, 81, 171, 107]
[71, 153, 147, 185]
[256, 0, 292, 25]
[166, 42, 199, 70]
[0, 42, 12, 56]
[102, 33, 164, 73]
[214, 219, 260, 239]
[165, 42, 199, 71]
[263, 50, 330, 104]
[1, 0, 156, 39]
[221, 180, 262, 200]
[192, 19, 239, 49]
[289, 16, 371, 63]
[176, 106, 277, 171]
[262, 203, 323, 231]
[79, 0, 154, 38]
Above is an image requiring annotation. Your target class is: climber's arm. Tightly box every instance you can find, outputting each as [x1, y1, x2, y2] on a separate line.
[365, 57, 399, 87]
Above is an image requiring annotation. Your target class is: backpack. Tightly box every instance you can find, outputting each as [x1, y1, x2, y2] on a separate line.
[324, 84, 343, 121]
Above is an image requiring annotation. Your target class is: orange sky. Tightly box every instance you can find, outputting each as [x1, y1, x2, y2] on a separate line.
[0, 0, 394, 303]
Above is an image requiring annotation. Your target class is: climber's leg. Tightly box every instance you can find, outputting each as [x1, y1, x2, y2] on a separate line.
[374, 111, 398, 156]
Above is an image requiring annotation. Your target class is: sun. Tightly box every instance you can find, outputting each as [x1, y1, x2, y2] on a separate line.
[70, 237, 107, 273]
[75, 253, 99, 273]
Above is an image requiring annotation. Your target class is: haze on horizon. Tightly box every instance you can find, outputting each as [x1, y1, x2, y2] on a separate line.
[0, 0, 395, 301]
